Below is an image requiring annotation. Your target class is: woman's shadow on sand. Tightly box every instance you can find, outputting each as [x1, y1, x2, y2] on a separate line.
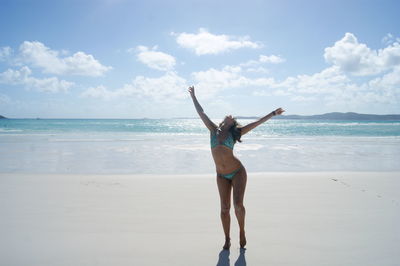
[216, 248, 246, 266]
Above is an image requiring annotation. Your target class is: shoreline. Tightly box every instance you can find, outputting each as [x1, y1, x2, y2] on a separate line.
[1, 134, 399, 174]
[0, 170, 399, 177]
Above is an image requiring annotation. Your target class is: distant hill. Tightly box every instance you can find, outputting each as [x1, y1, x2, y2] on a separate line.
[237, 112, 400, 121]
[0, 115, 7, 119]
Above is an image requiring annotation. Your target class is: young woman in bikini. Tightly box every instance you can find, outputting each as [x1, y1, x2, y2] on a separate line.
[189, 86, 284, 249]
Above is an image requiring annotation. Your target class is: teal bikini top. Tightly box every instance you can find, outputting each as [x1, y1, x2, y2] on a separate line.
[210, 130, 235, 150]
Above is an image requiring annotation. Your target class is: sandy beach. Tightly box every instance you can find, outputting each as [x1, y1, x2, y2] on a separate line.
[1, 172, 399, 266]
[2, 0, 400, 265]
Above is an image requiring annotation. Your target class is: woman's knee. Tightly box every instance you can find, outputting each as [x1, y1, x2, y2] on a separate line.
[221, 203, 231, 215]
[233, 201, 245, 212]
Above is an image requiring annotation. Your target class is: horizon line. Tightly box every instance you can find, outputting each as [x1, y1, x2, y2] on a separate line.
[2, 111, 400, 120]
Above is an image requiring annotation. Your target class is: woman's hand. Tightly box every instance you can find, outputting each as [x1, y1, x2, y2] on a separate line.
[188, 86, 195, 98]
[274, 108, 285, 115]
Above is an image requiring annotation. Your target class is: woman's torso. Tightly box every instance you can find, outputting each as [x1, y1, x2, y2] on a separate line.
[210, 129, 242, 174]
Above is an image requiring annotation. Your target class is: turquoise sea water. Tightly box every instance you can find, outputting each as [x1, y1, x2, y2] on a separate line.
[1, 118, 399, 174]
[1, 118, 400, 136]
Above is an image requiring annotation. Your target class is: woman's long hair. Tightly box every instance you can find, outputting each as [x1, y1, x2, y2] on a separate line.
[230, 118, 242, 143]
[219, 118, 242, 143]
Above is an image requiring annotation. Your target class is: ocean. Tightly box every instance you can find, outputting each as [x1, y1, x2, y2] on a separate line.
[1, 118, 399, 174]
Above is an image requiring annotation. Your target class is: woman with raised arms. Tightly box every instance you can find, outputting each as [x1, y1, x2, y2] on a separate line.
[188, 86, 285, 249]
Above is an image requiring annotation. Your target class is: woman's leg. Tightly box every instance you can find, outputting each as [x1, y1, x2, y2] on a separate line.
[232, 166, 247, 248]
[216, 175, 232, 249]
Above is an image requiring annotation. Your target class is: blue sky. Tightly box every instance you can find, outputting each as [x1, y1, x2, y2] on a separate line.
[0, 0, 399, 118]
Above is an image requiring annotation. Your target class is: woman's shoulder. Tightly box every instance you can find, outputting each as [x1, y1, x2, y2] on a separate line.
[210, 127, 220, 134]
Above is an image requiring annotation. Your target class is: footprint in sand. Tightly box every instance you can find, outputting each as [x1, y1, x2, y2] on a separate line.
[331, 178, 400, 206]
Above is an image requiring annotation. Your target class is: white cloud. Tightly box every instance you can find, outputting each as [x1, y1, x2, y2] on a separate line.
[18, 41, 112, 76]
[366, 66, 400, 104]
[81, 72, 188, 101]
[263, 34, 399, 106]
[246, 67, 269, 73]
[128, 71, 188, 100]
[191, 66, 245, 97]
[261, 64, 400, 106]
[321, 81, 398, 107]
[259, 55, 285, 64]
[63, 51, 111, 76]
[174, 28, 262, 55]
[250, 66, 351, 103]
[278, 66, 350, 94]
[369, 65, 400, 89]
[192, 65, 276, 98]
[255, 33, 397, 107]
[28, 76, 73, 93]
[0, 66, 31, 84]
[382, 33, 394, 45]
[324, 32, 400, 76]
[0, 66, 73, 93]
[186, 32, 391, 108]
[239, 54, 284, 70]
[80, 85, 116, 99]
[0, 46, 12, 61]
[134, 46, 176, 71]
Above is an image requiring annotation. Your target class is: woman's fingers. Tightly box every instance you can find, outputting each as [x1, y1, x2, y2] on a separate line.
[188, 86, 195, 94]
[275, 108, 285, 115]
[188, 86, 195, 97]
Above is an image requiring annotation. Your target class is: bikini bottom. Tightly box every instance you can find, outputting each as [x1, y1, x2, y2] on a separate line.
[217, 166, 242, 180]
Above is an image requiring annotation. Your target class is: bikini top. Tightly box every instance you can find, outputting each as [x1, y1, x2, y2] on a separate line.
[210, 130, 235, 150]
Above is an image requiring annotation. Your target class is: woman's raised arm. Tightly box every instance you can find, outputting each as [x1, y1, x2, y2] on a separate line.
[188, 86, 217, 131]
[241, 108, 285, 135]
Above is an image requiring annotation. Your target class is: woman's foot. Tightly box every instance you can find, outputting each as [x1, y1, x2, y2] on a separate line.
[240, 231, 246, 248]
[223, 237, 231, 249]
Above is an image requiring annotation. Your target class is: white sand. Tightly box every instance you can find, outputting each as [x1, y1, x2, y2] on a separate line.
[0, 172, 399, 266]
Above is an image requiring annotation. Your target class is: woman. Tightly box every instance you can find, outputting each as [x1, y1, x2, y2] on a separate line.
[189, 86, 284, 249]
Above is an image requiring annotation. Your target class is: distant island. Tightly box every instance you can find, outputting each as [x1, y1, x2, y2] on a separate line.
[0, 115, 7, 119]
[236, 112, 400, 121]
